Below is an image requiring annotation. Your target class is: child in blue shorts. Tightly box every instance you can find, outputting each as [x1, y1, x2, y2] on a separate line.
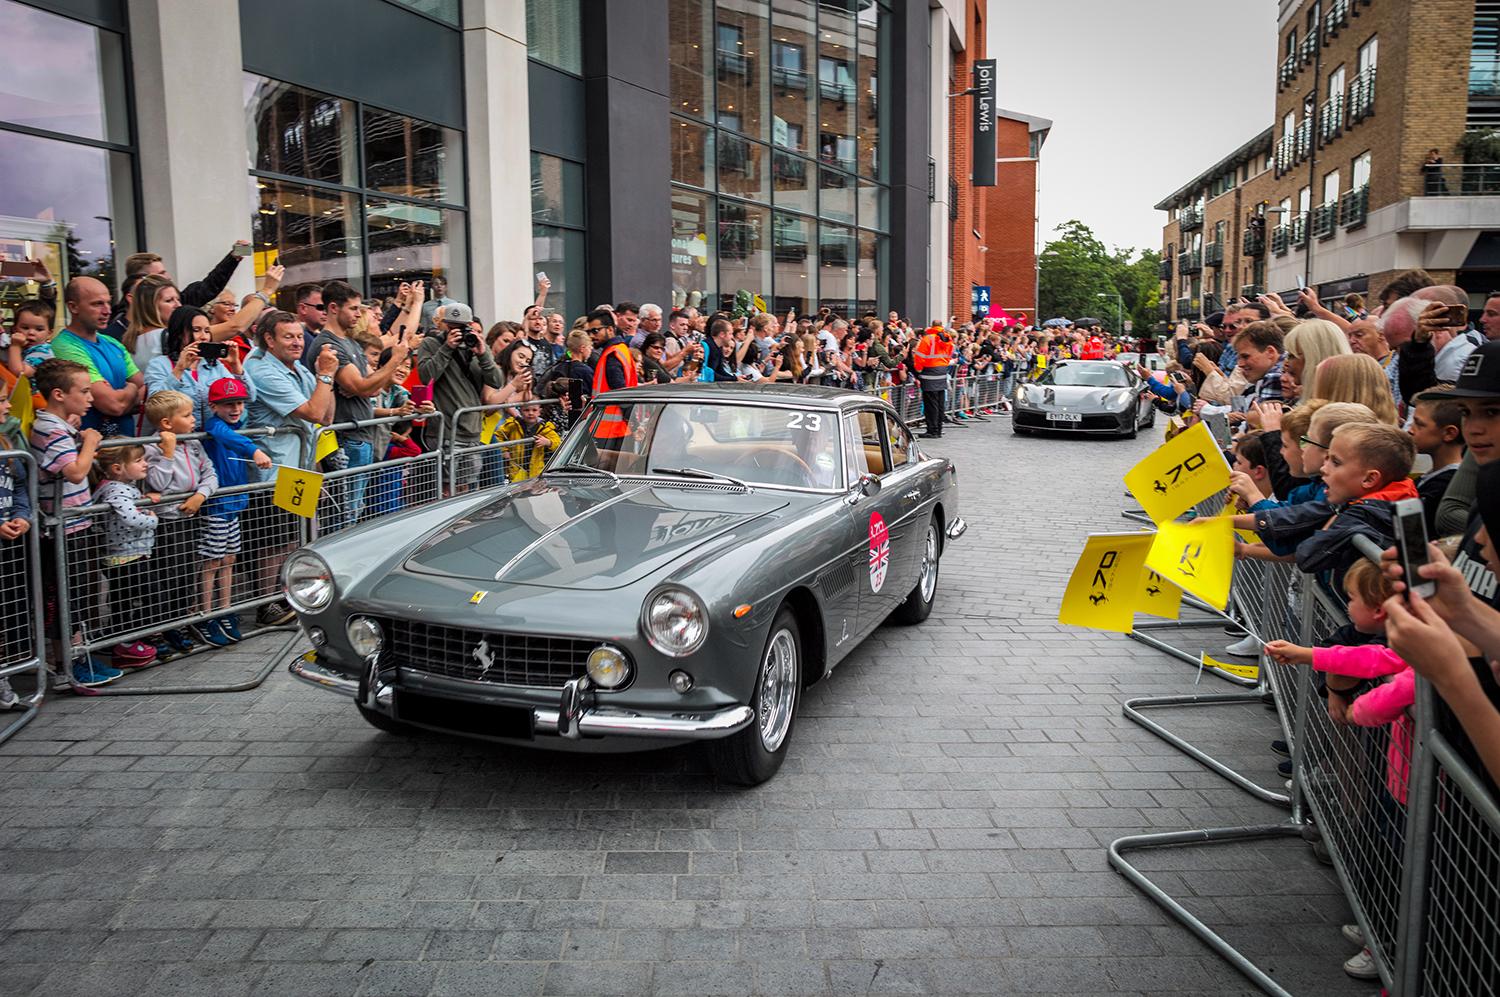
[196, 378, 271, 646]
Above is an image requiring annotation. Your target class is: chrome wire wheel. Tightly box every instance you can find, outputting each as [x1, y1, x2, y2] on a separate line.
[919, 524, 939, 603]
[757, 628, 799, 752]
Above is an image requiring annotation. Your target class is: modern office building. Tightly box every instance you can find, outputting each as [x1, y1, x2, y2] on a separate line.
[1156, 0, 1500, 326]
[1, 0, 1012, 329]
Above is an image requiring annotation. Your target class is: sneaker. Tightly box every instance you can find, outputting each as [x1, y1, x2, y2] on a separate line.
[1278, 759, 1293, 778]
[1224, 624, 1249, 637]
[257, 600, 296, 627]
[111, 641, 158, 668]
[221, 614, 243, 643]
[1224, 633, 1262, 658]
[1343, 948, 1379, 980]
[72, 659, 124, 688]
[1341, 924, 1365, 947]
[189, 618, 231, 648]
[0, 679, 19, 710]
[163, 628, 196, 653]
[1270, 739, 1290, 757]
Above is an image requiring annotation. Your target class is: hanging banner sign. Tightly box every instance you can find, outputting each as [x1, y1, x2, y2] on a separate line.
[972, 59, 997, 187]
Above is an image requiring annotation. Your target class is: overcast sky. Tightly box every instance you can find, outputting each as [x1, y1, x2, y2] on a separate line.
[991, 0, 1277, 257]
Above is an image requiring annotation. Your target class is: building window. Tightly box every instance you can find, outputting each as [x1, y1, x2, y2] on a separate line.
[0, 0, 137, 308]
[387, 0, 460, 26]
[246, 74, 467, 306]
[531, 153, 585, 323]
[526, 0, 581, 74]
[1352, 151, 1372, 190]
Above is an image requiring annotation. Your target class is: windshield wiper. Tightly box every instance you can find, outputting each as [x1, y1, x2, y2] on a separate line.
[544, 463, 621, 484]
[651, 466, 750, 490]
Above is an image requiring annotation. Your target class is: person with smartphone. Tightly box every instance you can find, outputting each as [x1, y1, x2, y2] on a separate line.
[146, 305, 256, 429]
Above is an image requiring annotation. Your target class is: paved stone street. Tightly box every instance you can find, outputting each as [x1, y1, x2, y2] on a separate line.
[0, 418, 1367, 997]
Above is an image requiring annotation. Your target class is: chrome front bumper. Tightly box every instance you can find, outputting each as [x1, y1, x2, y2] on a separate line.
[288, 652, 755, 741]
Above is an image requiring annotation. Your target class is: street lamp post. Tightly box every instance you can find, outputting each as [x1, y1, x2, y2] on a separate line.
[1097, 292, 1123, 337]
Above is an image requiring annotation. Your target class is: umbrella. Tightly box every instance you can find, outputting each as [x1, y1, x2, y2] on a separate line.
[1074, 317, 1104, 328]
[1042, 317, 1072, 328]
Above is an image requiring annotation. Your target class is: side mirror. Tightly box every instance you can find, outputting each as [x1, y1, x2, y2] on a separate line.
[847, 472, 881, 504]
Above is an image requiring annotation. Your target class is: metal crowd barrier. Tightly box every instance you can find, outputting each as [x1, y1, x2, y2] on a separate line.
[311, 413, 446, 537]
[0, 449, 44, 745]
[447, 398, 567, 493]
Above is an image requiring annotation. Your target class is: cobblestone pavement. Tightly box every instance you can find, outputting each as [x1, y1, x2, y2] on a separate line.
[0, 417, 1369, 996]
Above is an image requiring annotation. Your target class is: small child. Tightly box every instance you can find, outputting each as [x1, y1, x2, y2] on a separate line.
[1407, 392, 1465, 536]
[2, 300, 56, 379]
[0, 389, 34, 708]
[29, 359, 117, 688]
[196, 378, 271, 646]
[1228, 433, 1275, 509]
[90, 446, 160, 670]
[143, 390, 218, 655]
[496, 402, 562, 483]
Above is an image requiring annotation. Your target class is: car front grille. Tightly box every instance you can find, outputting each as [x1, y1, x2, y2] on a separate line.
[379, 618, 594, 688]
[1014, 410, 1121, 431]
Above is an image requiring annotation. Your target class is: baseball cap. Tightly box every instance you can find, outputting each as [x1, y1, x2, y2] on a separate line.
[1418, 340, 1500, 400]
[207, 378, 249, 403]
[438, 301, 473, 326]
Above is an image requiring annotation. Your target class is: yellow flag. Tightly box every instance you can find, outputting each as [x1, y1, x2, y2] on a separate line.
[1217, 506, 1260, 544]
[480, 411, 502, 445]
[1203, 653, 1260, 681]
[8, 374, 35, 439]
[1136, 568, 1183, 620]
[753, 294, 767, 312]
[314, 427, 339, 463]
[1123, 421, 1230, 524]
[273, 465, 324, 519]
[1145, 517, 1234, 611]
[1058, 533, 1156, 633]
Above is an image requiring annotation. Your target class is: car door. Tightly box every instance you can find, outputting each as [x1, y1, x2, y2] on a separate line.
[843, 408, 913, 629]
[878, 412, 930, 592]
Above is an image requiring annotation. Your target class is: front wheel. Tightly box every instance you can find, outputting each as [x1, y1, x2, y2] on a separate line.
[890, 517, 940, 625]
[707, 607, 801, 786]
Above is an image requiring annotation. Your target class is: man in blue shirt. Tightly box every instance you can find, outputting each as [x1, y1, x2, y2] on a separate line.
[243, 311, 338, 476]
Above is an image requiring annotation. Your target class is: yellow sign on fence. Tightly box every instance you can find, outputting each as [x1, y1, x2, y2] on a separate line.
[480, 411, 502, 445]
[1145, 516, 1234, 611]
[314, 428, 339, 463]
[1123, 420, 1230, 524]
[273, 466, 324, 519]
[1058, 533, 1156, 634]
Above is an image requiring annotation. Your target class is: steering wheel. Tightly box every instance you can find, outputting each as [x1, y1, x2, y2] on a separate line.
[737, 446, 813, 481]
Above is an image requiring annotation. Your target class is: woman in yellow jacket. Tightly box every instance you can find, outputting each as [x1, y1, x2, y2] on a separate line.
[495, 402, 563, 482]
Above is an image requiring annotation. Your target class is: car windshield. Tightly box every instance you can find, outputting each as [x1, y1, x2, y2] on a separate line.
[549, 400, 843, 490]
[1041, 364, 1130, 388]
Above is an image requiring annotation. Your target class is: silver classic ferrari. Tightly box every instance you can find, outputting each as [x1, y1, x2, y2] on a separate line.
[1011, 359, 1157, 437]
[285, 384, 964, 785]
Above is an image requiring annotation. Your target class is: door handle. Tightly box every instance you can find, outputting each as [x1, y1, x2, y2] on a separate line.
[904, 489, 921, 500]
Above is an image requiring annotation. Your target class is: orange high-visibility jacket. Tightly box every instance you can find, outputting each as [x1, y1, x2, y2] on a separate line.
[591, 342, 638, 438]
[913, 332, 954, 377]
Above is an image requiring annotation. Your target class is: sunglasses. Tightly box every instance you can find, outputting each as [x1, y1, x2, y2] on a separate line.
[1299, 435, 1329, 450]
[307, 302, 327, 311]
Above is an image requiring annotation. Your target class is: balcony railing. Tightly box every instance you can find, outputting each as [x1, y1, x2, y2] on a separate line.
[1275, 135, 1295, 176]
[772, 66, 809, 91]
[1349, 67, 1377, 123]
[1271, 224, 1290, 255]
[1290, 211, 1310, 247]
[1204, 240, 1224, 268]
[1175, 296, 1191, 318]
[1159, 258, 1173, 281]
[1279, 54, 1298, 89]
[1178, 249, 1202, 273]
[1312, 202, 1339, 239]
[1300, 31, 1320, 65]
[1241, 284, 1265, 299]
[1420, 164, 1500, 196]
[716, 49, 750, 76]
[1320, 94, 1345, 144]
[1295, 119, 1313, 161]
[1243, 227, 1266, 256]
[1158, 301, 1172, 322]
[1179, 204, 1204, 230]
[1340, 185, 1370, 227]
[818, 78, 856, 104]
[1325, 0, 1349, 37]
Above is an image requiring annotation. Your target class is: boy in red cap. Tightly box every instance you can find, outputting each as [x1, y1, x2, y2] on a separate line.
[196, 377, 272, 646]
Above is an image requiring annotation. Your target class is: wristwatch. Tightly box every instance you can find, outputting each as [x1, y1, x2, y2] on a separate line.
[318, 374, 334, 385]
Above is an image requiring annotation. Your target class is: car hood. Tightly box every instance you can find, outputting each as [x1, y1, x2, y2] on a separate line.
[403, 477, 791, 590]
[1021, 383, 1133, 410]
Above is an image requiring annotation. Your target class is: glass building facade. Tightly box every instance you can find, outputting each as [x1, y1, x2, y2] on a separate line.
[668, 0, 890, 316]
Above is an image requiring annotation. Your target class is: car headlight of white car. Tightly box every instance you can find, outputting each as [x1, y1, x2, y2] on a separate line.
[642, 587, 709, 657]
[283, 550, 334, 614]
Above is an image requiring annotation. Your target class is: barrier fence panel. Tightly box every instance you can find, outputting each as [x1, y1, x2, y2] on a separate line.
[0, 449, 44, 745]
[311, 414, 446, 538]
[446, 399, 567, 494]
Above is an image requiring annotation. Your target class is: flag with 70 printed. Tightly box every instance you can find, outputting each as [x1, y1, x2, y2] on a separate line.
[1058, 533, 1156, 633]
[1123, 420, 1231, 525]
[1145, 516, 1234, 611]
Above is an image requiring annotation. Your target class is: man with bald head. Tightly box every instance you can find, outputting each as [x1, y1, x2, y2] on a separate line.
[1387, 286, 1483, 401]
[49, 277, 145, 436]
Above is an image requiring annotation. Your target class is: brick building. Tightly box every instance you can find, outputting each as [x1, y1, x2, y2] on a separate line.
[979, 110, 1050, 323]
[1156, 0, 1500, 328]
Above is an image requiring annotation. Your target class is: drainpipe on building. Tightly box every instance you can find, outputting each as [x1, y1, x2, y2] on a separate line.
[1304, 30, 1322, 296]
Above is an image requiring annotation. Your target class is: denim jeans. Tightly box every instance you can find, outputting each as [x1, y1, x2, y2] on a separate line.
[333, 440, 374, 531]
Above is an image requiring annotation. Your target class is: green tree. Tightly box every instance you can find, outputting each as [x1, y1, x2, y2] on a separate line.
[1038, 220, 1160, 336]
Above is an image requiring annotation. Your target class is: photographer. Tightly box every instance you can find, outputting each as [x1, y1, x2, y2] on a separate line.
[145, 305, 256, 429]
[417, 301, 505, 459]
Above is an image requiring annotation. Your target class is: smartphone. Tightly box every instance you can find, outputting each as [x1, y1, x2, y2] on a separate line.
[198, 341, 230, 361]
[231, 243, 252, 258]
[0, 260, 35, 278]
[1295, 273, 1306, 291]
[1393, 497, 1436, 599]
[1446, 303, 1469, 327]
[536, 271, 547, 283]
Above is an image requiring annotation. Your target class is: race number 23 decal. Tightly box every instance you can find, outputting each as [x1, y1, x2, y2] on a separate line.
[868, 511, 890, 593]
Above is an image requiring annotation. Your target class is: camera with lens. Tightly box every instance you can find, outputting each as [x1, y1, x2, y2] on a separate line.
[459, 330, 481, 351]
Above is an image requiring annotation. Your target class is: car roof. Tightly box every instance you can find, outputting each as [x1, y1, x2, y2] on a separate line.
[600, 382, 890, 410]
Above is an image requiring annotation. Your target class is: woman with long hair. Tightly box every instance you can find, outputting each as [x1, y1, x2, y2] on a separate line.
[123, 274, 180, 373]
[143, 305, 255, 428]
[1284, 319, 1352, 401]
[1311, 352, 1399, 424]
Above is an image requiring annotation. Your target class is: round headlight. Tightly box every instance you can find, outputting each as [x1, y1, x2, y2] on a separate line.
[642, 587, 708, 657]
[346, 616, 384, 659]
[586, 644, 632, 688]
[283, 551, 333, 613]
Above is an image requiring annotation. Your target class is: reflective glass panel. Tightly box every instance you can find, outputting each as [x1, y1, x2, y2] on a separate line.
[818, 222, 855, 316]
[671, 188, 716, 311]
[819, 169, 855, 224]
[533, 224, 586, 325]
[718, 135, 769, 203]
[817, 2, 857, 164]
[857, 178, 886, 232]
[363, 106, 464, 204]
[365, 196, 467, 304]
[0, 0, 129, 144]
[770, 0, 816, 153]
[718, 200, 771, 310]
[527, 0, 582, 74]
[772, 211, 815, 316]
[716, 0, 771, 141]
[244, 75, 358, 187]
[671, 117, 714, 190]
[251, 177, 364, 294]
[531, 153, 586, 227]
[772, 151, 814, 214]
[857, 229, 883, 314]
[856, 2, 884, 180]
[385, 0, 459, 25]
[669, 0, 714, 120]
[0, 129, 135, 301]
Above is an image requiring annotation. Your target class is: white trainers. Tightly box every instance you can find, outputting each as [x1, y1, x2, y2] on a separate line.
[1224, 634, 1262, 658]
[1341, 923, 1365, 947]
[0, 679, 18, 710]
[1343, 947, 1379, 980]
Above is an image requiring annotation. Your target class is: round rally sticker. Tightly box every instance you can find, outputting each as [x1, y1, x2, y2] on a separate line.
[868, 511, 889, 593]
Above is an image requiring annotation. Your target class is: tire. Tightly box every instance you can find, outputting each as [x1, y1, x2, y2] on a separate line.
[1013, 424, 1030, 435]
[890, 516, 941, 625]
[707, 606, 801, 786]
[1124, 415, 1138, 440]
[357, 703, 418, 736]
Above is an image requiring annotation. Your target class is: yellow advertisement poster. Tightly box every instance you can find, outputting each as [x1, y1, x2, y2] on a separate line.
[1058, 533, 1156, 634]
[1145, 517, 1234, 611]
[1123, 421, 1231, 525]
